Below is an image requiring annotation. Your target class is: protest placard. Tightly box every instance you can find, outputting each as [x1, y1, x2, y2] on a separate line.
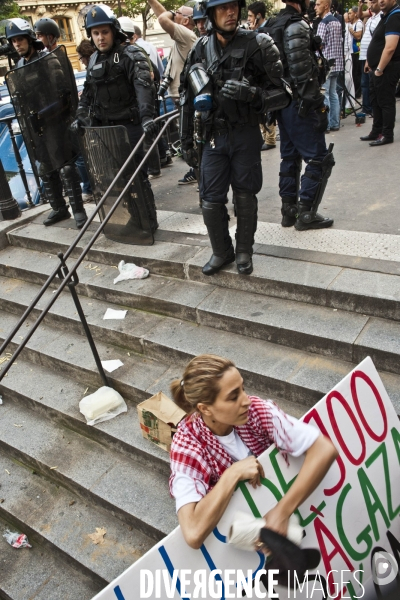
[94, 357, 400, 600]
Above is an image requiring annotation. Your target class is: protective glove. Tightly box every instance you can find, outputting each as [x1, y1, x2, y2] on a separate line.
[181, 138, 199, 169]
[221, 79, 259, 104]
[70, 112, 91, 136]
[314, 105, 329, 133]
[142, 118, 159, 138]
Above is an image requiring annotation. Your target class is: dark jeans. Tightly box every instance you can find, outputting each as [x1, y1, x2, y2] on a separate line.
[369, 61, 400, 139]
[200, 125, 263, 203]
[352, 53, 362, 98]
[360, 60, 372, 114]
[277, 101, 328, 206]
[158, 136, 168, 160]
[75, 154, 92, 194]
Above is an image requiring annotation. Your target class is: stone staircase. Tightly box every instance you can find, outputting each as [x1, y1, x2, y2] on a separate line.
[1, 213, 400, 599]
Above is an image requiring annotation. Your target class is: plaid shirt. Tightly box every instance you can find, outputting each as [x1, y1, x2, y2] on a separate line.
[317, 14, 344, 72]
[169, 396, 295, 497]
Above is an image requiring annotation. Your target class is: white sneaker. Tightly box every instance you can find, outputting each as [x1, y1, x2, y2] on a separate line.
[148, 172, 162, 180]
[82, 193, 94, 203]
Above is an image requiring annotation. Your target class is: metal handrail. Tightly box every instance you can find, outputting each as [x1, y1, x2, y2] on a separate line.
[0, 109, 179, 382]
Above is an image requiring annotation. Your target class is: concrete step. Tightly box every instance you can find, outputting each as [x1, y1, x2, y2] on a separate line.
[1, 298, 400, 417]
[1, 248, 400, 375]
[0, 394, 177, 542]
[0, 355, 170, 478]
[0, 517, 102, 600]
[0, 308, 171, 409]
[8, 221, 400, 321]
[0, 452, 154, 588]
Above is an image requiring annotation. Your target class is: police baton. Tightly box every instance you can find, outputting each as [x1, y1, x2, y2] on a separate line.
[193, 110, 204, 208]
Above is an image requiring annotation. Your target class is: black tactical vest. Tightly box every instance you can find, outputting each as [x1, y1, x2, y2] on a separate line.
[87, 45, 140, 123]
[195, 30, 263, 128]
[258, 11, 302, 76]
[260, 11, 328, 86]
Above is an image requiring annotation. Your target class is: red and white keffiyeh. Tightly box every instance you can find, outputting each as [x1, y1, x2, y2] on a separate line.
[169, 396, 294, 497]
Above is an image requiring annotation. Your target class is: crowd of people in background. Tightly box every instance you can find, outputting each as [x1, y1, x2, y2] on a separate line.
[309, 0, 400, 145]
[246, 0, 400, 145]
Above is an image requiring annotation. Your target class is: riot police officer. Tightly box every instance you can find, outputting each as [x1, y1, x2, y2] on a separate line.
[34, 18, 60, 52]
[5, 18, 45, 65]
[34, 17, 94, 204]
[72, 5, 159, 233]
[259, 0, 334, 230]
[193, 1, 208, 36]
[5, 19, 88, 229]
[180, 0, 290, 276]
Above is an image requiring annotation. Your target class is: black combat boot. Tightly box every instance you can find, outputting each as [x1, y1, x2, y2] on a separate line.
[295, 145, 335, 231]
[202, 201, 235, 276]
[294, 203, 334, 230]
[141, 176, 159, 232]
[281, 196, 297, 227]
[41, 171, 71, 227]
[234, 191, 258, 275]
[60, 164, 87, 228]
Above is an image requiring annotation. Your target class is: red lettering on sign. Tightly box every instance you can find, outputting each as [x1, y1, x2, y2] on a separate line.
[351, 370, 387, 442]
[327, 391, 366, 466]
[304, 409, 346, 496]
[314, 517, 354, 596]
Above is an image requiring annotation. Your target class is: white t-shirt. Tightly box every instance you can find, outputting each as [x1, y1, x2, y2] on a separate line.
[172, 404, 320, 512]
[360, 13, 381, 60]
[135, 37, 165, 77]
[352, 18, 363, 54]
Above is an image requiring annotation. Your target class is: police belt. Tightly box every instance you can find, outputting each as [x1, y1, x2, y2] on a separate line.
[208, 121, 259, 138]
[106, 118, 142, 127]
[209, 128, 229, 137]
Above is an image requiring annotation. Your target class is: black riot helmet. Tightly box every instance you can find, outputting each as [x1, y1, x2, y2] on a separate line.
[5, 18, 37, 41]
[34, 18, 61, 39]
[203, 0, 246, 39]
[5, 18, 44, 52]
[193, 1, 208, 20]
[281, 0, 309, 13]
[85, 4, 127, 42]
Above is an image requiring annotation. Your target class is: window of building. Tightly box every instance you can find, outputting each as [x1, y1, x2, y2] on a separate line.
[54, 18, 74, 42]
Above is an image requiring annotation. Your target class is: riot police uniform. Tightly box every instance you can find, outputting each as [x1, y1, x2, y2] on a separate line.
[180, 0, 290, 276]
[5, 19, 46, 66]
[5, 19, 88, 229]
[74, 5, 158, 233]
[33, 17, 60, 52]
[259, 0, 334, 230]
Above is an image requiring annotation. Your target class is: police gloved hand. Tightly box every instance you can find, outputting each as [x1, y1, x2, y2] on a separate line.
[142, 118, 159, 138]
[181, 138, 199, 169]
[314, 105, 329, 133]
[221, 79, 259, 104]
[70, 113, 91, 136]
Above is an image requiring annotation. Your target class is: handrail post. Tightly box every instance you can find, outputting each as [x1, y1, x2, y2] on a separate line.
[57, 252, 109, 388]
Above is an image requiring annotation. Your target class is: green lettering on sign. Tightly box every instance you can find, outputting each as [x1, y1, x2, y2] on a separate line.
[270, 447, 326, 526]
[358, 467, 390, 541]
[237, 477, 282, 518]
[391, 427, 400, 464]
[336, 483, 372, 561]
[365, 441, 400, 520]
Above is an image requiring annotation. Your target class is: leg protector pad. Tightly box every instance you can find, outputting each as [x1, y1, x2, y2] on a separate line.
[60, 164, 87, 228]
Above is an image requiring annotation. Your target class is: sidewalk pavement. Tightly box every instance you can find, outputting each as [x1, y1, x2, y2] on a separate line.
[151, 108, 400, 236]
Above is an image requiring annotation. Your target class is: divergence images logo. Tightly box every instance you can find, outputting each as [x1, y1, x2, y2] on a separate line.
[371, 551, 399, 587]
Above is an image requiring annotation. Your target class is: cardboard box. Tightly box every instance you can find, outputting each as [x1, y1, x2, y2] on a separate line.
[137, 392, 186, 452]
